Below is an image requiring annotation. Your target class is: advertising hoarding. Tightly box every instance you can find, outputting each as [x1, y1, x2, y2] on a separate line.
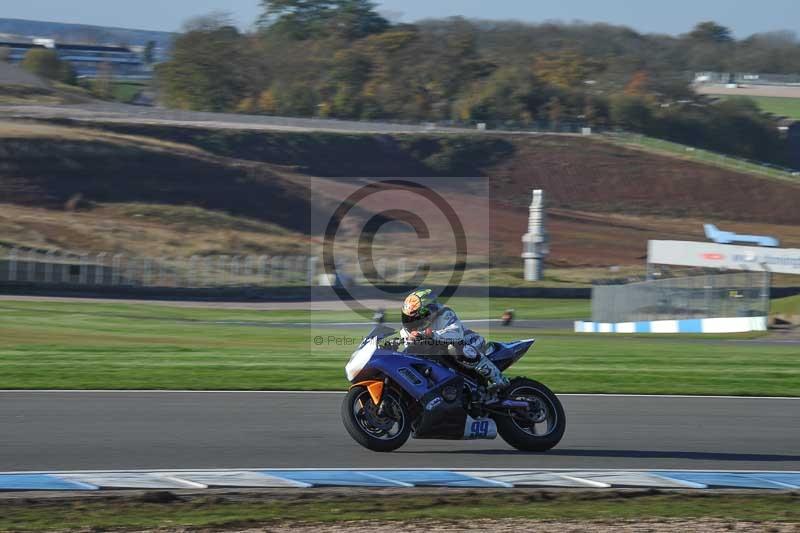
[648, 240, 800, 275]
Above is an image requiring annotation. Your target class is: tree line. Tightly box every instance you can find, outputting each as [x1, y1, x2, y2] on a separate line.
[160, 2, 800, 166]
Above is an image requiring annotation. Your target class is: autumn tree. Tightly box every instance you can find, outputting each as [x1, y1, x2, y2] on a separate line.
[454, 66, 545, 123]
[259, 0, 388, 40]
[624, 71, 649, 96]
[546, 96, 563, 126]
[156, 14, 248, 111]
[688, 21, 733, 43]
[533, 50, 598, 90]
[610, 95, 653, 131]
[20, 49, 75, 84]
[155, 12, 794, 167]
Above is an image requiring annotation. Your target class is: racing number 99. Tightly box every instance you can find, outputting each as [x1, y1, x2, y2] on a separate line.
[470, 420, 489, 438]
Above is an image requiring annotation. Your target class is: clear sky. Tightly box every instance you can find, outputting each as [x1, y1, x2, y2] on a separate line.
[3, 0, 799, 37]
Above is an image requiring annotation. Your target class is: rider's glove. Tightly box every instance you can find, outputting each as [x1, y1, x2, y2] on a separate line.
[409, 327, 433, 341]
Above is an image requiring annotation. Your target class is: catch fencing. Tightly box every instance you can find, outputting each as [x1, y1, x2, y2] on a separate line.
[0, 246, 425, 288]
[591, 272, 771, 323]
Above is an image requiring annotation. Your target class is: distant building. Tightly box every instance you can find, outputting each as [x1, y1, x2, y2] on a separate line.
[0, 39, 149, 80]
[694, 71, 800, 86]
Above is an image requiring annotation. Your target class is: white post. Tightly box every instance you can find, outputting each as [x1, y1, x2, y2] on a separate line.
[271, 256, 281, 285]
[230, 256, 241, 285]
[307, 256, 318, 286]
[44, 250, 55, 283]
[293, 256, 304, 283]
[521, 189, 549, 282]
[112, 254, 123, 286]
[204, 256, 214, 287]
[259, 255, 270, 285]
[79, 253, 90, 284]
[158, 258, 168, 286]
[188, 256, 199, 287]
[376, 258, 387, 282]
[26, 249, 36, 281]
[61, 252, 70, 283]
[8, 248, 17, 282]
[143, 257, 152, 286]
[245, 255, 257, 285]
[95, 253, 107, 285]
[218, 256, 229, 286]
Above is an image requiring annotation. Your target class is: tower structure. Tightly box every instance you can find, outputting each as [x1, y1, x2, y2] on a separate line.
[521, 189, 548, 281]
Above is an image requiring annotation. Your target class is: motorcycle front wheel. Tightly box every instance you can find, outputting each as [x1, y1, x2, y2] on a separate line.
[493, 377, 566, 452]
[341, 385, 412, 452]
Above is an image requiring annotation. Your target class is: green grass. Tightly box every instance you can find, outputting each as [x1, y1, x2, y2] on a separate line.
[773, 294, 800, 316]
[605, 133, 800, 183]
[711, 94, 800, 120]
[0, 299, 797, 395]
[110, 82, 146, 104]
[1, 491, 797, 531]
[0, 297, 589, 324]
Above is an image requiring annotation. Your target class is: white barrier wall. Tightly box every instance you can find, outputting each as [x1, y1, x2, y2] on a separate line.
[575, 316, 768, 334]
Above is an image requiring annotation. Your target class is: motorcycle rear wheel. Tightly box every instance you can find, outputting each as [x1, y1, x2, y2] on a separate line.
[342, 385, 412, 452]
[494, 377, 566, 452]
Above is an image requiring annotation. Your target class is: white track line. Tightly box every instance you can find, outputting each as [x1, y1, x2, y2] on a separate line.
[1, 468, 798, 475]
[0, 390, 797, 400]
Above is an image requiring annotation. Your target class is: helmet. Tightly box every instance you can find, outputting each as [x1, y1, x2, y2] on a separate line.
[401, 288, 440, 327]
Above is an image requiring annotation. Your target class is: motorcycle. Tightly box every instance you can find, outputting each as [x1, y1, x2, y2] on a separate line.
[342, 325, 566, 452]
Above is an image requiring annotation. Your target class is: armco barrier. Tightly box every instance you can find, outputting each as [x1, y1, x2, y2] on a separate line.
[574, 316, 768, 334]
[0, 469, 798, 491]
[0, 281, 591, 302]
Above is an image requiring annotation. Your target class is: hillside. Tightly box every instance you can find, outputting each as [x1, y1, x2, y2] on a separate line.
[1, 119, 798, 273]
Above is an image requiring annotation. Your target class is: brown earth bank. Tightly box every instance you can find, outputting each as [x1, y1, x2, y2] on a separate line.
[1, 120, 798, 268]
[183, 519, 800, 532]
[78, 121, 800, 225]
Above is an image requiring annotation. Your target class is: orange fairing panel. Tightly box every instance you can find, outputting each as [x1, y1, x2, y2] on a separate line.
[351, 380, 384, 405]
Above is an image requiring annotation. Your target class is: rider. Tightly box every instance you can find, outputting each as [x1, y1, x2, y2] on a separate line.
[400, 289, 509, 390]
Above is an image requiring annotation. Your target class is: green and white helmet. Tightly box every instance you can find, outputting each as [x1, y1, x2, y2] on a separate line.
[401, 288, 440, 326]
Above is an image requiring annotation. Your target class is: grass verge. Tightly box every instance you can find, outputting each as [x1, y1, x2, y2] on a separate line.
[711, 94, 800, 120]
[0, 299, 797, 395]
[0, 490, 798, 531]
[603, 133, 800, 183]
[773, 294, 800, 316]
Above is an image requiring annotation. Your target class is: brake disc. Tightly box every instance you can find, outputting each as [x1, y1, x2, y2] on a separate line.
[363, 403, 396, 431]
[524, 398, 547, 424]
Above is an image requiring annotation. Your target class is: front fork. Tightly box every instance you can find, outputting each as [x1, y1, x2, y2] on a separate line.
[376, 377, 390, 416]
[349, 377, 389, 412]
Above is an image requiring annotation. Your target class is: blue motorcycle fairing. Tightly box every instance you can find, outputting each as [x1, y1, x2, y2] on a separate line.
[354, 338, 535, 399]
[487, 338, 535, 371]
[355, 348, 459, 401]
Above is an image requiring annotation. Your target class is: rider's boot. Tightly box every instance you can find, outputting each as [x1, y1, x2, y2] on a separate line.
[474, 354, 509, 391]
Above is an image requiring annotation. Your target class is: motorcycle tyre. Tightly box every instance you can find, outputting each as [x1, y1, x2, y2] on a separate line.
[342, 385, 412, 452]
[494, 377, 566, 452]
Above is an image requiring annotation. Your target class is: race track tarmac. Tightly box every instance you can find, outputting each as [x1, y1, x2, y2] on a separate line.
[1, 392, 798, 472]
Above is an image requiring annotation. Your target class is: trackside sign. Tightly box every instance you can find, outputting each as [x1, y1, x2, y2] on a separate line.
[648, 240, 800, 275]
